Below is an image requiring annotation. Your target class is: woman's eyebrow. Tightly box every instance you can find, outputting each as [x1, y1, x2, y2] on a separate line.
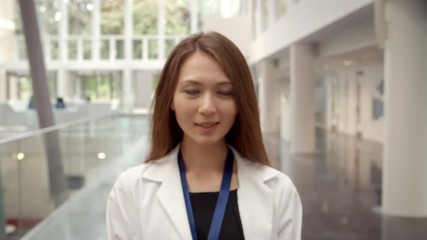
[178, 80, 231, 85]
[217, 81, 232, 86]
[178, 80, 201, 85]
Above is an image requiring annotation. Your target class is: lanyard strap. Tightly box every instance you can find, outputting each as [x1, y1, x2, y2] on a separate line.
[178, 148, 234, 240]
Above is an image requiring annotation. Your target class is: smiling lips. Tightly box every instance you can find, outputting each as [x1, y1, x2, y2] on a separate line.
[195, 122, 219, 132]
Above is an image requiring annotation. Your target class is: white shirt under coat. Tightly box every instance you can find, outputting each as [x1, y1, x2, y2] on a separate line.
[106, 145, 303, 240]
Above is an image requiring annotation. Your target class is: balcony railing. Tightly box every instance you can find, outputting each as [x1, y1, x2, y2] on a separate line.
[1, 34, 185, 63]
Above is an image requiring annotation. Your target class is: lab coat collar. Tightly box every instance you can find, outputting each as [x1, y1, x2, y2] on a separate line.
[232, 147, 279, 239]
[142, 144, 279, 240]
[142, 144, 191, 240]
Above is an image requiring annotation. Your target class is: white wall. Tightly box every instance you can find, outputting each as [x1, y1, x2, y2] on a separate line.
[203, 16, 252, 57]
[318, 20, 376, 57]
[0, 0, 16, 63]
[249, 0, 373, 64]
[280, 97, 291, 142]
[0, 0, 15, 103]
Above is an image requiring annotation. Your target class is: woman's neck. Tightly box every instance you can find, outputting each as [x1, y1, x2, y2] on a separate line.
[180, 139, 228, 174]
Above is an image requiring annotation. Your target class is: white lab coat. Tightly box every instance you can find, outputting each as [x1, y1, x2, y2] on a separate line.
[106, 145, 302, 240]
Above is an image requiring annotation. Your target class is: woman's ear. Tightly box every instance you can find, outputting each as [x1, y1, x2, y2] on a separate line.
[171, 102, 175, 111]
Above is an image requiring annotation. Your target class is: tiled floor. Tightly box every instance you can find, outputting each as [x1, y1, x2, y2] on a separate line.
[6, 119, 427, 239]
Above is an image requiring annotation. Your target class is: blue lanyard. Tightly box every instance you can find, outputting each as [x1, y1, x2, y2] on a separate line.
[178, 148, 234, 240]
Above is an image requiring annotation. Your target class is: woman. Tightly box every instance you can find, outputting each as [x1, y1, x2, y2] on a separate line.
[106, 31, 302, 240]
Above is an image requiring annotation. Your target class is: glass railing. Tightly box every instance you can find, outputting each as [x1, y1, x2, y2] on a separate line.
[1, 114, 149, 239]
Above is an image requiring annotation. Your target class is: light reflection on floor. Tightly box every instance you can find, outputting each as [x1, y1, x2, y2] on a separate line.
[264, 128, 427, 240]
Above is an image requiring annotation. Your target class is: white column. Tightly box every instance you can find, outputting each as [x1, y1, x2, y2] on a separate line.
[268, 0, 276, 25]
[382, 0, 427, 217]
[91, 0, 100, 61]
[325, 74, 337, 130]
[255, 0, 262, 37]
[124, 0, 133, 61]
[134, 71, 153, 110]
[57, 0, 68, 98]
[122, 0, 134, 112]
[158, 0, 165, 59]
[57, 70, 68, 98]
[190, 0, 198, 33]
[0, 69, 6, 102]
[239, 0, 248, 16]
[0, 0, 14, 63]
[9, 75, 18, 100]
[289, 43, 316, 153]
[248, 0, 254, 38]
[122, 69, 133, 112]
[258, 60, 280, 133]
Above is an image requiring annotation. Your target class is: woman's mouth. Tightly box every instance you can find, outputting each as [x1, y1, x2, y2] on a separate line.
[195, 122, 219, 132]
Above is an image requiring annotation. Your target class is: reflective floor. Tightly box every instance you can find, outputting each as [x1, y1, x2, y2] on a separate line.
[4, 116, 427, 239]
[264, 129, 427, 240]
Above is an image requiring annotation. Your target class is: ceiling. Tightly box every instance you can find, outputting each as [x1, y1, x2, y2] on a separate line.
[265, 3, 382, 73]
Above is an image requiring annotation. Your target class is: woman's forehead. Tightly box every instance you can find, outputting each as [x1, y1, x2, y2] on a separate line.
[177, 51, 230, 84]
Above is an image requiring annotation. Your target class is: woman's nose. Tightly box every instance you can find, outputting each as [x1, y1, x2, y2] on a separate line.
[199, 94, 216, 115]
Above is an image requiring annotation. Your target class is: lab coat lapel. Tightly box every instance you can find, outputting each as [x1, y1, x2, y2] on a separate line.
[143, 146, 192, 240]
[233, 149, 276, 240]
[143, 146, 277, 240]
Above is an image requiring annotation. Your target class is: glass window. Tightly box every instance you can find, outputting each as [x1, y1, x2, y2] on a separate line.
[133, 0, 158, 35]
[165, 0, 190, 35]
[71, 71, 122, 101]
[198, 0, 219, 30]
[101, 0, 124, 34]
[278, 0, 287, 17]
[7, 71, 57, 101]
[198, 0, 218, 17]
[68, 0, 92, 35]
[219, 0, 240, 18]
[35, 0, 59, 35]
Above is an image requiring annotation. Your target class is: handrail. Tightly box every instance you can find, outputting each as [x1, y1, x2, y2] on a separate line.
[0, 113, 113, 145]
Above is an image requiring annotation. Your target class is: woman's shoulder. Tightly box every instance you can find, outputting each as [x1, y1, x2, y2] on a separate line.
[246, 161, 295, 186]
[112, 163, 152, 189]
[113, 149, 178, 188]
[234, 150, 297, 191]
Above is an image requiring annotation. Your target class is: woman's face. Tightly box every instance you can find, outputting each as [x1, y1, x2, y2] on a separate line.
[172, 51, 237, 147]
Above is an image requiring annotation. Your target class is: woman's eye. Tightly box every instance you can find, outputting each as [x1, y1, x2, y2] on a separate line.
[218, 90, 233, 96]
[183, 89, 200, 95]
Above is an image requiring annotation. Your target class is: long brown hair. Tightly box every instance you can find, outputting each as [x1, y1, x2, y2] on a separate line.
[146, 31, 270, 166]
